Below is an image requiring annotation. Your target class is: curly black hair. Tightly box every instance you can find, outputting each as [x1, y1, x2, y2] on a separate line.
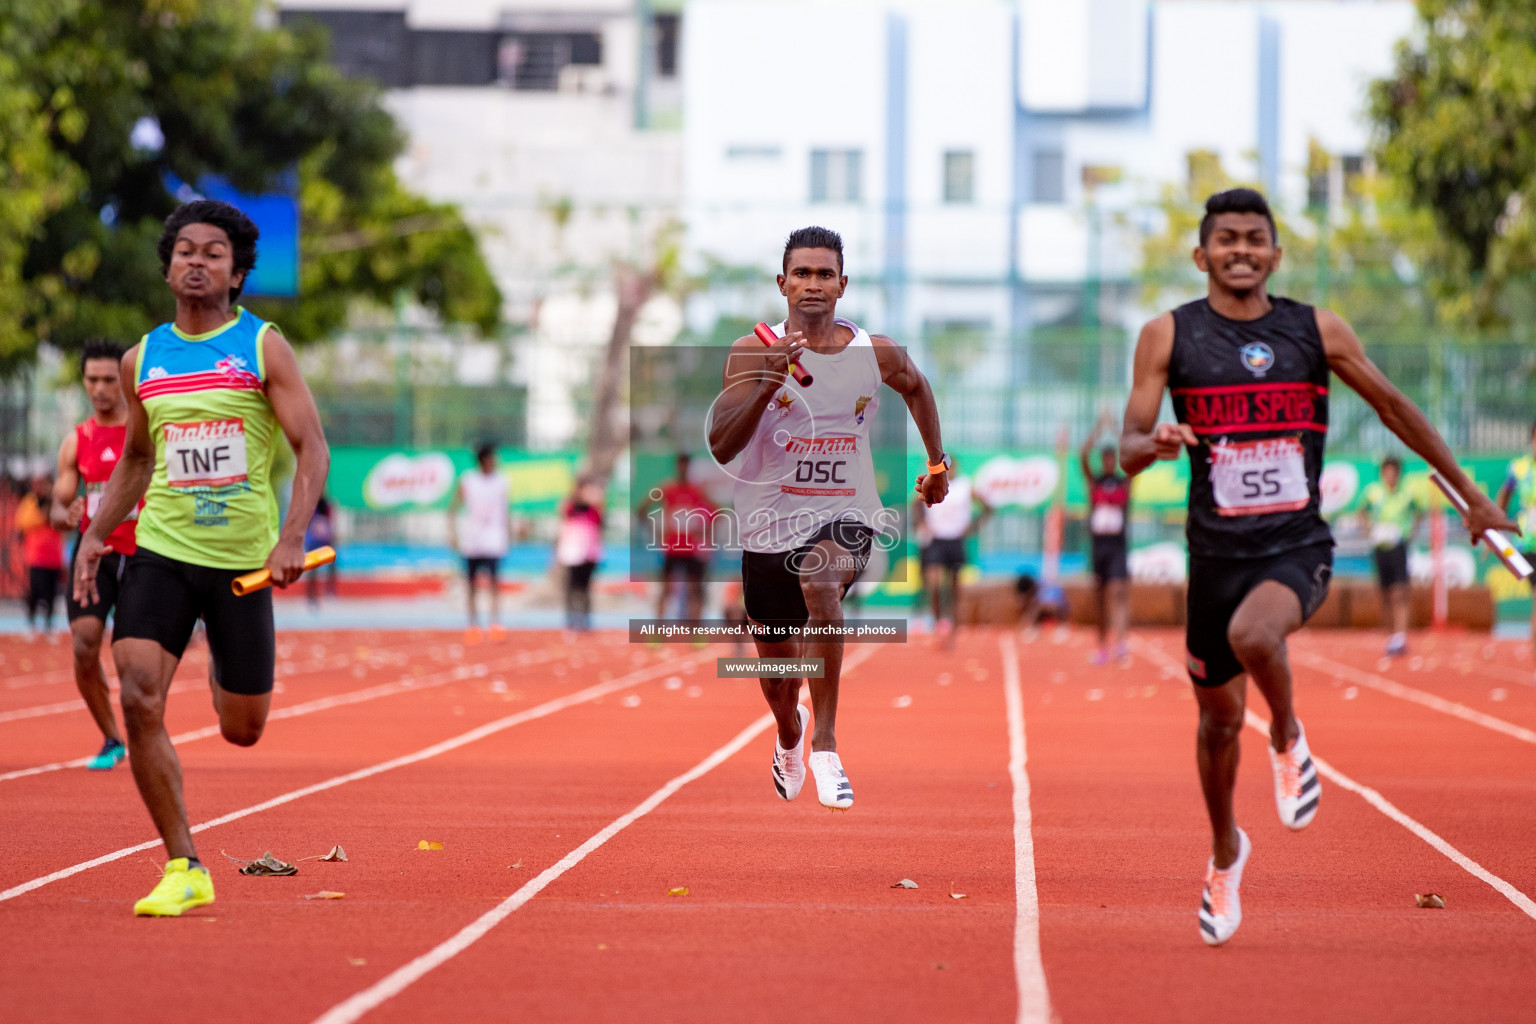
[1198, 188, 1277, 248]
[157, 200, 260, 302]
[79, 339, 126, 375]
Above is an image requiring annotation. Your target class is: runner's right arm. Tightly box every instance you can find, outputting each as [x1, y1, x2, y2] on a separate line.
[707, 332, 806, 465]
[74, 347, 153, 605]
[50, 432, 83, 531]
[1119, 314, 1196, 476]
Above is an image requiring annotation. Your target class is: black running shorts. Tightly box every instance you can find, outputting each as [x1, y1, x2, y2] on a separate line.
[921, 537, 966, 571]
[465, 556, 500, 583]
[742, 521, 874, 639]
[1185, 542, 1333, 688]
[113, 547, 276, 696]
[1091, 538, 1129, 584]
[1373, 543, 1410, 590]
[661, 553, 708, 584]
[67, 546, 126, 623]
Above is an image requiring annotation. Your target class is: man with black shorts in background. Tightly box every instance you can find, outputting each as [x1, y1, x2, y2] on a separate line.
[449, 443, 510, 639]
[636, 451, 716, 626]
[709, 226, 948, 810]
[1120, 189, 1513, 946]
[51, 340, 136, 769]
[75, 200, 329, 916]
[1081, 412, 1131, 665]
[913, 455, 989, 650]
[1360, 455, 1422, 657]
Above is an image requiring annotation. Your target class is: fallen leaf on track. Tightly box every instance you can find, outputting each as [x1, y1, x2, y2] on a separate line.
[418, 840, 444, 851]
[347, 958, 367, 967]
[510, 860, 523, 869]
[317, 845, 347, 862]
[1415, 893, 1446, 909]
[891, 879, 919, 889]
[223, 850, 298, 876]
[303, 890, 346, 900]
[668, 887, 689, 896]
[949, 884, 968, 900]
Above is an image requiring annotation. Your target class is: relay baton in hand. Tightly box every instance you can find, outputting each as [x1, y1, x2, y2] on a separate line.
[231, 546, 337, 596]
[1430, 473, 1533, 580]
[753, 323, 813, 386]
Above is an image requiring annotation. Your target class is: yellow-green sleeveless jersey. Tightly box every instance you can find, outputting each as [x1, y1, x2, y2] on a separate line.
[1506, 455, 1536, 540]
[133, 308, 279, 569]
[1360, 480, 1421, 550]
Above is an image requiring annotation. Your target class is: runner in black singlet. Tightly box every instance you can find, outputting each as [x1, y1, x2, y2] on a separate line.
[1119, 189, 1515, 947]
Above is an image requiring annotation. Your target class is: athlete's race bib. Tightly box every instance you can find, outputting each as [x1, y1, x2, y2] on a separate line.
[85, 484, 139, 520]
[1089, 504, 1124, 536]
[780, 435, 859, 496]
[164, 419, 248, 489]
[1209, 437, 1309, 517]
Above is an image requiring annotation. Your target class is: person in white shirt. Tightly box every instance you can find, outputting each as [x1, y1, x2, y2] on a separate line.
[912, 456, 990, 649]
[448, 442, 510, 637]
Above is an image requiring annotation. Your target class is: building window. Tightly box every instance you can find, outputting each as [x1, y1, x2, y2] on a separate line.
[810, 149, 863, 203]
[943, 151, 975, 204]
[499, 32, 603, 91]
[1032, 148, 1064, 204]
[655, 13, 680, 78]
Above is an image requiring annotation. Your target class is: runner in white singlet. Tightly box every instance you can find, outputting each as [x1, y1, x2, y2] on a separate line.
[708, 226, 950, 811]
[912, 461, 990, 650]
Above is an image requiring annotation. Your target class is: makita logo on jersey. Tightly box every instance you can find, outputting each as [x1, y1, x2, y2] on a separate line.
[165, 419, 244, 444]
[1209, 436, 1304, 468]
[1177, 382, 1327, 433]
[783, 435, 858, 456]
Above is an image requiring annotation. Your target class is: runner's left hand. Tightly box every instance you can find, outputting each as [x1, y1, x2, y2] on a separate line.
[1463, 493, 1520, 542]
[265, 535, 307, 588]
[914, 470, 949, 507]
[72, 533, 110, 607]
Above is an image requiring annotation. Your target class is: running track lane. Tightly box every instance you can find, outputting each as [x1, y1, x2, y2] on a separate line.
[1032, 628, 1536, 1024]
[301, 640, 1029, 1024]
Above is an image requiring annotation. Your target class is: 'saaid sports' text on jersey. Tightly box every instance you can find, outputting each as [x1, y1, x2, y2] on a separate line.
[1169, 296, 1333, 559]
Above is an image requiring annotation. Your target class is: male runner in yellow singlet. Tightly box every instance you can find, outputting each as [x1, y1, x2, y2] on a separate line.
[76, 200, 330, 917]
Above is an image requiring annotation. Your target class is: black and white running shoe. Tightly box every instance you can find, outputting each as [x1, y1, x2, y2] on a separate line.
[1199, 828, 1250, 947]
[771, 704, 810, 801]
[807, 750, 854, 810]
[1268, 722, 1321, 830]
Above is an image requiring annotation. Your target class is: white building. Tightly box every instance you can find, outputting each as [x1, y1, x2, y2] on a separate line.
[278, 0, 688, 447]
[683, 0, 1415, 345]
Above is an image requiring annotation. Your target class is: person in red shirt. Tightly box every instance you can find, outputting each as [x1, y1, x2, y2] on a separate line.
[636, 452, 717, 625]
[50, 340, 135, 770]
[16, 473, 65, 640]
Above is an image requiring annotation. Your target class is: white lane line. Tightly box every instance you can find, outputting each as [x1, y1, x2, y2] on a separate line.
[0, 649, 561, 784]
[0, 655, 696, 903]
[310, 643, 880, 1024]
[1294, 651, 1536, 747]
[310, 711, 776, 1024]
[0, 681, 207, 725]
[1243, 711, 1536, 922]
[1001, 633, 1052, 1024]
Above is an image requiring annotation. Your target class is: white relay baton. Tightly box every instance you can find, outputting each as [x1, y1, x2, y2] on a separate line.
[1430, 472, 1533, 581]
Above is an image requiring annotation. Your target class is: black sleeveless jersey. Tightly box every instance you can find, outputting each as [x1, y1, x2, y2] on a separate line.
[1168, 296, 1334, 559]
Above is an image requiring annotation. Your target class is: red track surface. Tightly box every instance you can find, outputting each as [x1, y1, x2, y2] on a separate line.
[2, 626, 1534, 1023]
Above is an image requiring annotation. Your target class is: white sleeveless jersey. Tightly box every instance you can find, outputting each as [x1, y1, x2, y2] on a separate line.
[733, 318, 885, 553]
[923, 476, 973, 540]
[458, 469, 510, 557]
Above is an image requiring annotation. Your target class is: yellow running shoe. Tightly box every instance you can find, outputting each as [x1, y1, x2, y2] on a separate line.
[133, 858, 214, 917]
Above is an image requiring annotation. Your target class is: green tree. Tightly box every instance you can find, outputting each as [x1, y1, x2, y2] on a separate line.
[2, 0, 498, 373]
[1370, 0, 1536, 330]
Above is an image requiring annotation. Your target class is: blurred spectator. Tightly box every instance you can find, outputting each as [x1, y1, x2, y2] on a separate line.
[449, 442, 510, 639]
[305, 493, 338, 608]
[557, 479, 606, 631]
[636, 452, 716, 626]
[16, 473, 65, 639]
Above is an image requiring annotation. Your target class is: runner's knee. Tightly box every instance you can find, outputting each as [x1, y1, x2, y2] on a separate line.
[1227, 620, 1283, 668]
[119, 673, 166, 727]
[220, 719, 263, 747]
[1198, 701, 1245, 742]
[800, 581, 843, 618]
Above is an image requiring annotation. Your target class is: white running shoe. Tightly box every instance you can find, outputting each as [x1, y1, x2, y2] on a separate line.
[806, 750, 854, 810]
[1268, 722, 1321, 830]
[1199, 827, 1251, 947]
[771, 704, 810, 801]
